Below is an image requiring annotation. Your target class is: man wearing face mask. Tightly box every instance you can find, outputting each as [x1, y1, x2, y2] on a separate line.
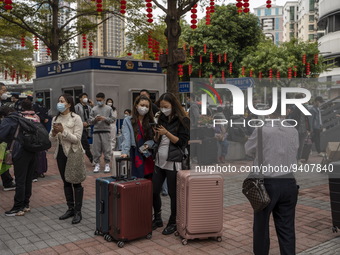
[0, 83, 16, 192]
[75, 93, 93, 164]
[33, 93, 49, 128]
[88, 92, 115, 173]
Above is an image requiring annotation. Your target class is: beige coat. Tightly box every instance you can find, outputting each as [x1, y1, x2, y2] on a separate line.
[49, 112, 84, 158]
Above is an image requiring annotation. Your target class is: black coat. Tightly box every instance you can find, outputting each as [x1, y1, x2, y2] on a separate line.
[158, 113, 190, 162]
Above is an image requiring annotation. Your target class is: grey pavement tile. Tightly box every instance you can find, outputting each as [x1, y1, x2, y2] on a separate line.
[22, 243, 38, 253]
[8, 246, 26, 255]
[16, 237, 30, 245]
[9, 232, 24, 240]
[34, 240, 49, 249]
[44, 239, 60, 247]
[21, 230, 35, 237]
[0, 234, 14, 242]
[27, 235, 41, 243]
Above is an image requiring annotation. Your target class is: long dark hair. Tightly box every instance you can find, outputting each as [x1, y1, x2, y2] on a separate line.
[131, 95, 154, 141]
[55, 93, 76, 121]
[156, 92, 190, 129]
[106, 98, 116, 111]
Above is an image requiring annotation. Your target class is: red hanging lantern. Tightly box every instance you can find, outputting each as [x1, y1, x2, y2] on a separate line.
[34, 36, 39, 50]
[82, 34, 87, 49]
[16, 73, 19, 84]
[288, 67, 292, 79]
[306, 63, 310, 76]
[190, 46, 194, 57]
[148, 34, 153, 49]
[243, 0, 250, 13]
[210, 0, 215, 13]
[269, 69, 273, 81]
[294, 66, 297, 77]
[96, 0, 103, 13]
[221, 70, 225, 79]
[190, 4, 198, 29]
[249, 69, 253, 77]
[259, 71, 262, 80]
[236, 0, 243, 14]
[199, 55, 202, 65]
[11, 69, 15, 81]
[302, 54, 306, 65]
[241, 66, 245, 76]
[89, 42, 93, 56]
[218, 54, 221, 64]
[203, 44, 207, 54]
[146, 0, 153, 23]
[229, 62, 233, 75]
[210, 52, 213, 63]
[266, 0, 272, 9]
[178, 65, 183, 77]
[199, 69, 202, 78]
[276, 70, 280, 80]
[224, 53, 227, 63]
[4, 0, 13, 12]
[188, 64, 192, 76]
[46, 47, 51, 56]
[120, 0, 127, 14]
[21, 35, 25, 47]
[206, 7, 211, 25]
[314, 54, 319, 65]
[209, 74, 213, 84]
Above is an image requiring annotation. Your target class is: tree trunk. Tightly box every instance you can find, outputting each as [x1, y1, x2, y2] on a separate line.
[165, 0, 181, 99]
[51, 0, 60, 61]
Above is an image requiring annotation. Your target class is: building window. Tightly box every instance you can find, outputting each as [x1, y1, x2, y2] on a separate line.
[308, 34, 315, 40]
[309, 24, 314, 31]
[276, 8, 279, 15]
[290, 23, 294, 30]
[265, 8, 271, 16]
[290, 32, 295, 39]
[309, 15, 314, 22]
[309, 0, 315, 12]
[290, 6, 295, 21]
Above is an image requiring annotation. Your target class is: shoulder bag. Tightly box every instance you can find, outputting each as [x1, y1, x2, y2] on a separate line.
[65, 142, 86, 184]
[242, 127, 271, 212]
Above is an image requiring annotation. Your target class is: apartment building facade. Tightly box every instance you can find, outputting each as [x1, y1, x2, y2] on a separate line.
[282, 1, 299, 42]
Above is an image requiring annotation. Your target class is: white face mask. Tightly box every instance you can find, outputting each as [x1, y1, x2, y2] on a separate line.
[137, 106, 149, 116]
[107, 102, 112, 106]
[161, 107, 172, 116]
[1, 93, 8, 100]
[124, 114, 129, 117]
[82, 98, 88, 104]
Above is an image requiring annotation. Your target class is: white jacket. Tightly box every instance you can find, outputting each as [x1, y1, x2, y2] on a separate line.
[49, 112, 84, 158]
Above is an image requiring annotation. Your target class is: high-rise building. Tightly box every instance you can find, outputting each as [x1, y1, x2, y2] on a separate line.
[317, 0, 340, 85]
[78, 8, 125, 58]
[282, 1, 299, 42]
[297, 0, 318, 42]
[254, 4, 284, 45]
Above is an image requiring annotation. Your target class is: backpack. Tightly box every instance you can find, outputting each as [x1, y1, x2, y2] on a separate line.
[9, 115, 51, 152]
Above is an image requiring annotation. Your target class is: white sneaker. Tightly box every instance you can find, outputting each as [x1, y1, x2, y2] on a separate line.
[104, 164, 111, 173]
[93, 164, 100, 173]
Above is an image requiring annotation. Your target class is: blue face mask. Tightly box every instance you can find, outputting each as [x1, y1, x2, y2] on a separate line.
[37, 98, 43, 103]
[97, 101, 104, 106]
[57, 103, 66, 113]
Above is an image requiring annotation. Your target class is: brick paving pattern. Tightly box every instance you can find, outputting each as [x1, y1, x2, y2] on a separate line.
[0, 148, 339, 255]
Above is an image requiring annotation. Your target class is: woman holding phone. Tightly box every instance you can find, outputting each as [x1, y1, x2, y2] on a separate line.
[49, 94, 84, 224]
[120, 95, 155, 179]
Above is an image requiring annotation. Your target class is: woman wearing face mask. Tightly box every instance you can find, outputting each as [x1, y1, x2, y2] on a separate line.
[152, 92, 190, 235]
[49, 94, 84, 224]
[121, 95, 155, 179]
[106, 98, 118, 151]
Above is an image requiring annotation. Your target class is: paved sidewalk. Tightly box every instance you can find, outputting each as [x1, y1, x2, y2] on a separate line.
[0, 149, 339, 255]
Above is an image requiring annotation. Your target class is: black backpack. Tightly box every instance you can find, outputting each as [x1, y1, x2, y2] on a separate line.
[9, 115, 51, 152]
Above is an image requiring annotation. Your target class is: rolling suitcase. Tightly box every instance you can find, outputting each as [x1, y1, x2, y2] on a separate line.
[197, 137, 218, 165]
[95, 176, 116, 237]
[175, 170, 224, 245]
[107, 157, 153, 248]
[301, 135, 312, 161]
[329, 161, 340, 233]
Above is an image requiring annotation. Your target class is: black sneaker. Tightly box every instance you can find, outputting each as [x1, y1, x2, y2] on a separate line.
[5, 208, 25, 217]
[3, 182, 16, 191]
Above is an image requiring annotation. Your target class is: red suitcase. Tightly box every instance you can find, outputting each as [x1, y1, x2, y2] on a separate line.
[107, 158, 153, 248]
[175, 170, 224, 245]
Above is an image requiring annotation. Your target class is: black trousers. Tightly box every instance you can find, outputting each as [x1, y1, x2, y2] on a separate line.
[297, 132, 307, 160]
[1, 171, 14, 187]
[253, 176, 299, 255]
[152, 166, 177, 224]
[56, 146, 82, 189]
[81, 129, 93, 162]
[312, 129, 321, 153]
[13, 150, 37, 210]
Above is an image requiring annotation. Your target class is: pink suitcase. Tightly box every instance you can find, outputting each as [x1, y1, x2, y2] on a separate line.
[175, 170, 224, 245]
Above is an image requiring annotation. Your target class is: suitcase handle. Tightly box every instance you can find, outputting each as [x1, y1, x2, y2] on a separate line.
[100, 200, 104, 214]
[116, 156, 132, 180]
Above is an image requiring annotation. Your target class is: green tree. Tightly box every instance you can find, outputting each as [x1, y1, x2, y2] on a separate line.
[241, 38, 328, 79]
[0, 19, 34, 80]
[182, 4, 264, 79]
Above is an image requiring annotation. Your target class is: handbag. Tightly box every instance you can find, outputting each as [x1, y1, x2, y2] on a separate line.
[4, 125, 20, 165]
[242, 127, 271, 212]
[65, 142, 86, 184]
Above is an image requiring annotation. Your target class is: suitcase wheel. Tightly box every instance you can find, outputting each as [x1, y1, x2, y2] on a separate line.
[332, 226, 338, 233]
[146, 233, 152, 239]
[104, 234, 113, 242]
[117, 241, 125, 248]
[181, 239, 188, 245]
[216, 236, 222, 242]
[94, 230, 100, 236]
[174, 231, 179, 237]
